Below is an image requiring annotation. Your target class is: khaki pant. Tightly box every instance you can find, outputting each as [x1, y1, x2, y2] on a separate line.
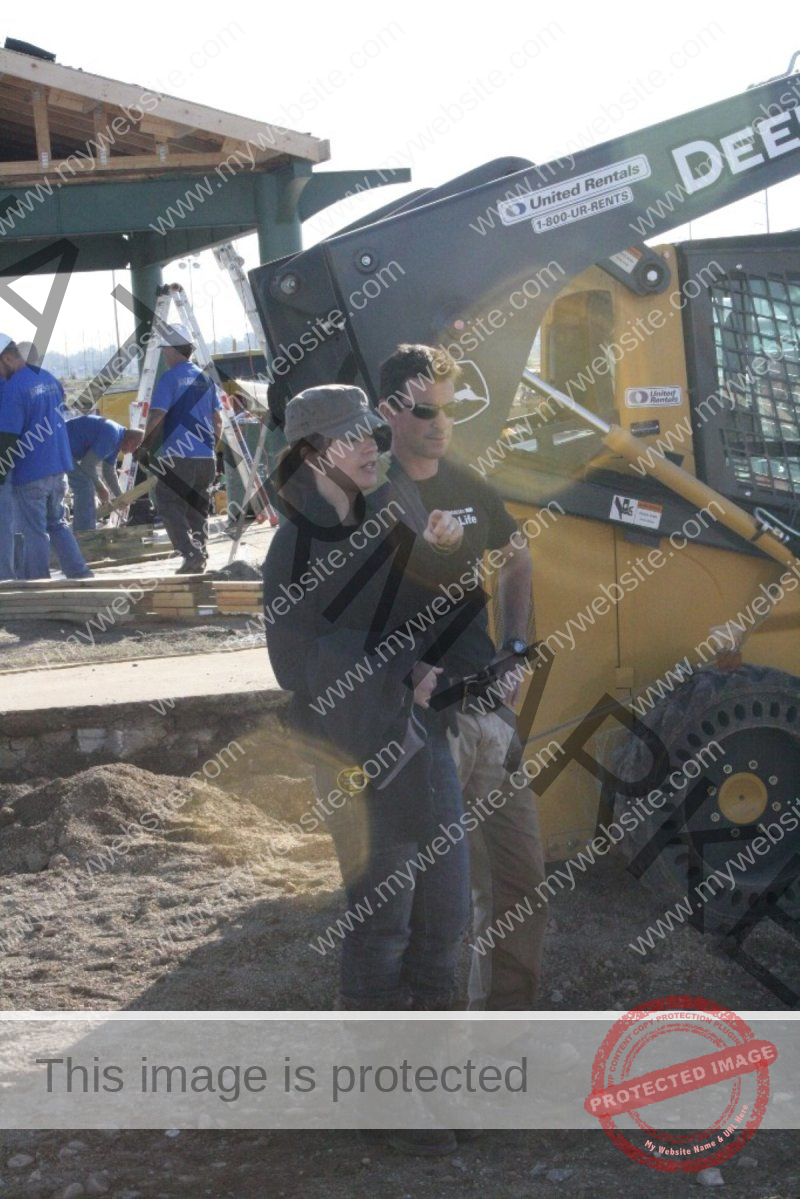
[448, 708, 547, 1010]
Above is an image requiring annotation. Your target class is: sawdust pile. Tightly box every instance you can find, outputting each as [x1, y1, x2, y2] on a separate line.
[0, 763, 323, 875]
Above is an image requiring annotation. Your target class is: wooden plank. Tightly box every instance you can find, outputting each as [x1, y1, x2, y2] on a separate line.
[139, 116, 196, 138]
[91, 105, 109, 163]
[76, 523, 155, 538]
[212, 582, 264, 591]
[0, 150, 265, 180]
[0, 586, 148, 600]
[47, 88, 97, 114]
[151, 598, 198, 609]
[0, 578, 140, 590]
[95, 478, 156, 519]
[31, 87, 51, 167]
[0, 609, 137, 623]
[84, 550, 175, 568]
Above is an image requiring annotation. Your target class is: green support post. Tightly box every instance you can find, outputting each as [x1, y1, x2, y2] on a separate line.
[129, 250, 164, 375]
[254, 167, 309, 265]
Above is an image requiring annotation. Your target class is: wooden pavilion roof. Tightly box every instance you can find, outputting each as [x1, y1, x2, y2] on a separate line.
[0, 44, 330, 186]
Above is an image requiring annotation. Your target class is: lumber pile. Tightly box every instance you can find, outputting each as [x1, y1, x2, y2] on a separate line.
[148, 578, 216, 618]
[0, 580, 148, 625]
[0, 575, 214, 624]
[70, 524, 170, 567]
[212, 580, 264, 614]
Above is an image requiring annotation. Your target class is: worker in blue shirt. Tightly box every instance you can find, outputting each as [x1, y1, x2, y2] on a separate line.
[0, 333, 92, 580]
[135, 322, 222, 574]
[66, 414, 143, 531]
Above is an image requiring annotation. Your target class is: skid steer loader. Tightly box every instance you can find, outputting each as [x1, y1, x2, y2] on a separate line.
[250, 68, 800, 932]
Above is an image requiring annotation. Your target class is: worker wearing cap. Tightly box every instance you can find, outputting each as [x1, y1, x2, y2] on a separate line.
[66, 415, 143, 531]
[135, 322, 223, 574]
[0, 334, 92, 580]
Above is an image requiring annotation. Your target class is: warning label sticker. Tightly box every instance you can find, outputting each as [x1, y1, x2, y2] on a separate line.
[625, 386, 682, 408]
[498, 155, 651, 228]
[610, 495, 663, 530]
[609, 248, 641, 273]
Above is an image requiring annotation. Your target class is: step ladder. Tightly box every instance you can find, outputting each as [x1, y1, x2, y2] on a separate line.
[213, 242, 268, 357]
[212, 242, 280, 559]
[114, 283, 277, 532]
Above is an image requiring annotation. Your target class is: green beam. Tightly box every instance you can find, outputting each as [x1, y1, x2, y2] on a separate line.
[133, 226, 254, 268]
[0, 235, 129, 274]
[297, 169, 411, 222]
[0, 165, 413, 278]
[0, 172, 262, 240]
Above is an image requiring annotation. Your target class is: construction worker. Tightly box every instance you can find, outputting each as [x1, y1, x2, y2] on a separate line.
[0, 333, 92, 580]
[379, 343, 546, 1011]
[135, 322, 222, 574]
[16, 340, 39, 367]
[0, 342, 37, 578]
[66, 415, 143, 531]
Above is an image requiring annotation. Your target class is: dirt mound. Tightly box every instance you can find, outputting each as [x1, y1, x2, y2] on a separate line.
[0, 763, 324, 875]
[210, 559, 262, 581]
[247, 774, 316, 822]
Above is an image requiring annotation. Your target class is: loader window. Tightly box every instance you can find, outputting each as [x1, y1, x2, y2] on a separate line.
[502, 290, 613, 473]
[709, 273, 800, 501]
[545, 290, 615, 414]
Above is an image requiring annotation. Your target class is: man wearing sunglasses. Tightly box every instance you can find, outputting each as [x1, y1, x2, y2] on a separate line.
[379, 343, 547, 1012]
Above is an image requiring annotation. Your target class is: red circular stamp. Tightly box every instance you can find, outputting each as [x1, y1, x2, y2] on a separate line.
[584, 996, 776, 1173]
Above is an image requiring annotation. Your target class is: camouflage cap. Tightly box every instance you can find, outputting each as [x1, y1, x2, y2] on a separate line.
[284, 384, 386, 445]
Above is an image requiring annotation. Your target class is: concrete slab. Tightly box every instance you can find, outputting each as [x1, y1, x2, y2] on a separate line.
[2, 647, 277, 712]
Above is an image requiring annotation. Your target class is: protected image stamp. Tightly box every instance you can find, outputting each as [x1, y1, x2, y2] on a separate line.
[584, 996, 776, 1172]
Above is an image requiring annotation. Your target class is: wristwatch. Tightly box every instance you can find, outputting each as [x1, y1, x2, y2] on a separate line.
[502, 637, 528, 657]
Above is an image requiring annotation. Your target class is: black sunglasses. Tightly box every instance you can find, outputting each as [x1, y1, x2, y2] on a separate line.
[403, 401, 461, 420]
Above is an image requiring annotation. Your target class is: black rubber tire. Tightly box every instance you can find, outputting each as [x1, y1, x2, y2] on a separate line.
[613, 664, 800, 931]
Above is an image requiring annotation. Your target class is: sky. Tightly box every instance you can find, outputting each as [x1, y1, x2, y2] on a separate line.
[4, 0, 800, 362]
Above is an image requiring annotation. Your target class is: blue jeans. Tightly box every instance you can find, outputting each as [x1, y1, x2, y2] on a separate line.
[320, 731, 470, 1009]
[68, 468, 98, 531]
[0, 480, 18, 580]
[13, 474, 92, 580]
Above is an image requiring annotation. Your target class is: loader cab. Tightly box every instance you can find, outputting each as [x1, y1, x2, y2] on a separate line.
[495, 233, 800, 526]
[491, 245, 696, 499]
[678, 233, 800, 514]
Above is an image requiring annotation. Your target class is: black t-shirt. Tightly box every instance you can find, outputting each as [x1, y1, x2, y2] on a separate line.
[413, 458, 518, 677]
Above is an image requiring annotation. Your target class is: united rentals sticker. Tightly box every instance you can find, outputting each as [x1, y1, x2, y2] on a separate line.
[625, 386, 683, 408]
[498, 155, 651, 229]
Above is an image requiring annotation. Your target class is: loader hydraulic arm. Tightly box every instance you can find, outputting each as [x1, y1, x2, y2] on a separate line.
[251, 70, 800, 456]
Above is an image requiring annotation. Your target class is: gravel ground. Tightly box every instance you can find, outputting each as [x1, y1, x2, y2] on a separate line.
[1, 562, 798, 1199]
[0, 764, 798, 1196]
[0, 1128, 797, 1199]
[1, 763, 797, 1014]
[0, 618, 263, 675]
